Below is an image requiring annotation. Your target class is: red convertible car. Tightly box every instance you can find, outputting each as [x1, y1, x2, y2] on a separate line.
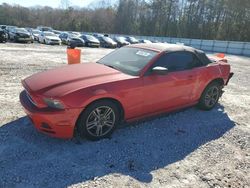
[20, 43, 233, 140]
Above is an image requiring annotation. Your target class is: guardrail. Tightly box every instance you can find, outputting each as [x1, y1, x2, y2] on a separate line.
[108, 34, 250, 56]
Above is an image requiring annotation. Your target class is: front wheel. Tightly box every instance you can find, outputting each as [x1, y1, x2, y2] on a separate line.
[198, 82, 222, 110]
[76, 100, 120, 141]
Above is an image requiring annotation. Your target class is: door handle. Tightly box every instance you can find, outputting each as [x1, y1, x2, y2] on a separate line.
[187, 75, 193, 80]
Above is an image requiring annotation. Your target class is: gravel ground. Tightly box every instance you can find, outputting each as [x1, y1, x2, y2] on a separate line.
[0, 43, 249, 188]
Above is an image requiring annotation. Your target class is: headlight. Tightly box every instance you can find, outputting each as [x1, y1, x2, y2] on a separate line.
[43, 98, 64, 109]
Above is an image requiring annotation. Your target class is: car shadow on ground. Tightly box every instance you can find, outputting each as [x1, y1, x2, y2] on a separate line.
[0, 104, 235, 187]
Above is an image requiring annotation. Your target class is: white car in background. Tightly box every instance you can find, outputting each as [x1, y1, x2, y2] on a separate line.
[31, 29, 41, 41]
[38, 31, 61, 45]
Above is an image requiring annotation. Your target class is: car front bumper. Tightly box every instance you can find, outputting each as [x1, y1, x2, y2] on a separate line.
[16, 37, 32, 42]
[86, 42, 100, 47]
[47, 41, 61, 45]
[19, 90, 82, 139]
[104, 43, 117, 48]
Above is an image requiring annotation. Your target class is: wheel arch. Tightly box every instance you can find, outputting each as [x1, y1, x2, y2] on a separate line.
[209, 78, 225, 86]
[75, 97, 125, 127]
[199, 77, 224, 100]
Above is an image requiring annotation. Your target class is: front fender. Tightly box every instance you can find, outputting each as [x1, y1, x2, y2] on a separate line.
[61, 87, 125, 111]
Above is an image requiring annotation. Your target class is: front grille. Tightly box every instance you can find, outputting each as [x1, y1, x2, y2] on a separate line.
[25, 90, 37, 106]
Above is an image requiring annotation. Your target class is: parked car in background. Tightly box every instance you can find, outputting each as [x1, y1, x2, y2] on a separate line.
[31, 29, 41, 41]
[125, 36, 139, 44]
[37, 26, 53, 32]
[59, 32, 85, 47]
[68, 37, 85, 47]
[25, 28, 35, 41]
[139, 39, 152, 44]
[38, 31, 61, 45]
[0, 25, 8, 39]
[80, 34, 100, 47]
[0, 28, 7, 43]
[20, 43, 233, 140]
[5, 25, 17, 39]
[113, 36, 130, 47]
[8, 28, 33, 43]
[98, 36, 117, 48]
[0, 25, 6, 29]
[59, 32, 68, 44]
[5, 25, 17, 32]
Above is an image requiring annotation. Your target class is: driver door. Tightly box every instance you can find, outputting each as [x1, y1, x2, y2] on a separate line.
[142, 51, 199, 114]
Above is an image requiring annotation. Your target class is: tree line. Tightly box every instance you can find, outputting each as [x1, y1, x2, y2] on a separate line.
[0, 0, 249, 41]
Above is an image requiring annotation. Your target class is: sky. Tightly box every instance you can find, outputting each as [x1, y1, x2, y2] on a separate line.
[0, 0, 95, 8]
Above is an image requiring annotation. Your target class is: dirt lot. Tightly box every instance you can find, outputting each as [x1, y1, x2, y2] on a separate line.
[0, 43, 249, 188]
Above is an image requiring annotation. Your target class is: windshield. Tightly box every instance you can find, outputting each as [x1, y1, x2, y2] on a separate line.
[97, 47, 158, 76]
[44, 32, 56, 37]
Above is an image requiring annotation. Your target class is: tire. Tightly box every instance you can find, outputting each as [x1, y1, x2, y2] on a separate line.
[76, 100, 120, 141]
[198, 82, 222, 110]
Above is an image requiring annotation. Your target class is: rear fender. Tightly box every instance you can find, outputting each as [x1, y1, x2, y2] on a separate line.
[218, 62, 231, 84]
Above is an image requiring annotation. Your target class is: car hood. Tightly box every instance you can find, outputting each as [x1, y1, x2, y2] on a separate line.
[23, 63, 134, 97]
[87, 39, 100, 43]
[45, 36, 60, 40]
[106, 40, 117, 45]
[117, 39, 129, 44]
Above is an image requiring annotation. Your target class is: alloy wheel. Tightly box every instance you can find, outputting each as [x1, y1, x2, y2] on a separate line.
[205, 86, 220, 108]
[86, 106, 116, 137]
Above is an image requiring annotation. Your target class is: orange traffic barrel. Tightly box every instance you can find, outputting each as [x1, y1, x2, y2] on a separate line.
[67, 48, 81, 64]
[216, 53, 225, 58]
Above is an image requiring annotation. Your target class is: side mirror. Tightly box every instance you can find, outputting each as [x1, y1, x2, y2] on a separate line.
[152, 66, 169, 75]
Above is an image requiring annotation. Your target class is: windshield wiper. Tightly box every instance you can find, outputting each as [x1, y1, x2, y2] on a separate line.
[106, 65, 119, 71]
[97, 62, 119, 71]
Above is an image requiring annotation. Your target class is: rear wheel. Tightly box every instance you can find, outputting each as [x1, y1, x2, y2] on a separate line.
[198, 82, 222, 110]
[76, 100, 120, 141]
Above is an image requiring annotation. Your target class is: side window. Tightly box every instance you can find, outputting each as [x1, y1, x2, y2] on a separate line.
[153, 52, 194, 72]
[191, 55, 203, 68]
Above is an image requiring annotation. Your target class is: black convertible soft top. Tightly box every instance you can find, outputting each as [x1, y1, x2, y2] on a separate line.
[130, 43, 212, 65]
